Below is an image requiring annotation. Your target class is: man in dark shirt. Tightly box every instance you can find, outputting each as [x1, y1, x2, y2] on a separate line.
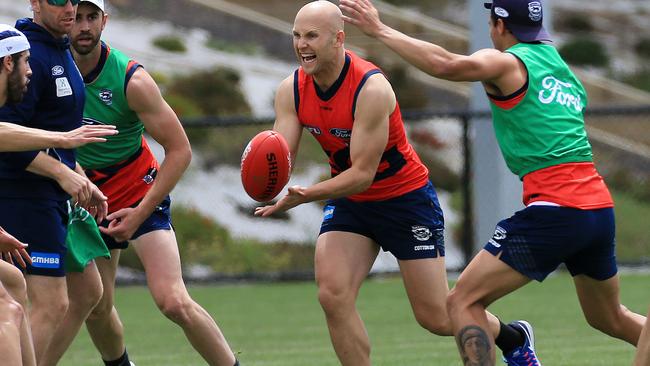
[0, 1, 107, 362]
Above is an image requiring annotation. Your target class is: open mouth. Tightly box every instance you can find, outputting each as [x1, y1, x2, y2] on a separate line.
[301, 54, 316, 63]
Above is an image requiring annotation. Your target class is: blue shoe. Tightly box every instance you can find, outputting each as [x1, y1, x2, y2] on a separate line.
[502, 320, 542, 366]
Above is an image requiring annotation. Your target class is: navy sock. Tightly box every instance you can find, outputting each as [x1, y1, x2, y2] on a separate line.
[495, 321, 524, 354]
[103, 349, 131, 366]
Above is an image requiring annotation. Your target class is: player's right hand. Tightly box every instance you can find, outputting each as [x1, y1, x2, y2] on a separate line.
[0, 226, 31, 269]
[57, 125, 118, 149]
[254, 185, 307, 217]
[55, 168, 106, 209]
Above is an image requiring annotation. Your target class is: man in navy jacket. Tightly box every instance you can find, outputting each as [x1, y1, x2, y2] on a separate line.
[0, 1, 107, 361]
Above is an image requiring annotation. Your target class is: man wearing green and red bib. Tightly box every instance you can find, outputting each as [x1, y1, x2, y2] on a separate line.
[341, 0, 646, 365]
[40, 1, 239, 366]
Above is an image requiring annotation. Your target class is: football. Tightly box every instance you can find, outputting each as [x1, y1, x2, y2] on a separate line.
[240, 130, 291, 202]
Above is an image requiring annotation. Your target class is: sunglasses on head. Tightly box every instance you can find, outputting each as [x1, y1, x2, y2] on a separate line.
[46, 0, 81, 6]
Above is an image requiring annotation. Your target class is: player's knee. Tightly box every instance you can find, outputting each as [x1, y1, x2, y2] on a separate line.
[87, 295, 113, 321]
[317, 284, 354, 316]
[0, 296, 24, 326]
[446, 287, 471, 317]
[72, 284, 103, 313]
[157, 294, 193, 325]
[585, 315, 617, 335]
[1, 266, 28, 306]
[413, 307, 452, 336]
[584, 307, 626, 337]
[34, 295, 68, 323]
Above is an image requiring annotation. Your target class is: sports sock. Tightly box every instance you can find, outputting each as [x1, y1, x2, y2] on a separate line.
[103, 349, 131, 366]
[494, 321, 524, 354]
[234, 360, 240, 366]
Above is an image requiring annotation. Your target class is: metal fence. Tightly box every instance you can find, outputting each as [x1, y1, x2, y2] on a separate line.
[174, 105, 650, 272]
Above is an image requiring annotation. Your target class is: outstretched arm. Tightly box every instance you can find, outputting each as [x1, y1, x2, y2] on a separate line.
[100, 67, 191, 242]
[0, 122, 117, 152]
[255, 73, 392, 216]
[339, 0, 515, 83]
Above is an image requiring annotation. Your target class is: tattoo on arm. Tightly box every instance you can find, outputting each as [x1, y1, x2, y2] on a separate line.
[458, 325, 493, 366]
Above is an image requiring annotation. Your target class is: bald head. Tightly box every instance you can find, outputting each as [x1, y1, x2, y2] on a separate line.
[295, 1, 344, 34]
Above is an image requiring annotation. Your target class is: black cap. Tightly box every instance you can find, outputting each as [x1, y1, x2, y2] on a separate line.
[484, 0, 551, 42]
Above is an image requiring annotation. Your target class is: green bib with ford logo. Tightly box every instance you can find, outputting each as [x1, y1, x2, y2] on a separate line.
[489, 43, 592, 178]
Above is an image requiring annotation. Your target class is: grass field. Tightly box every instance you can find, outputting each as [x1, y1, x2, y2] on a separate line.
[60, 272, 648, 366]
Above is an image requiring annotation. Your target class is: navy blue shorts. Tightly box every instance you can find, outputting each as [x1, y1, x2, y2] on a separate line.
[483, 206, 617, 282]
[100, 196, 172, 250]
[0, 198, 68, 277]
[319, 181, 445, 260]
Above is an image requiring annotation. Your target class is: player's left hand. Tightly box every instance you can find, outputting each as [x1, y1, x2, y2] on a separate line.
[0, 226, 31, 269]
[99, 207, 146, 243]
[254, 185, 307, 217]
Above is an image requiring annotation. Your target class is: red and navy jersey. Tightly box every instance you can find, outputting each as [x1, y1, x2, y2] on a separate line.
[84, 137, 159, 214]
[294, 51, 428, 201]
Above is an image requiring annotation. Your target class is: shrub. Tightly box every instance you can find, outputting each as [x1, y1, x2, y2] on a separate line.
[559, 38, 609, 67]
[153, 36, 187, 53]
[152, 35, 187, 53]
[164, 67, 253, 166]
[171, 205, 315, 274]
[621, 69, 650, 93]
[205, 37, 261, 55]
[120, 205, 314, 274]
[554, 14, 594, 33]
[165, 93, 203, 118]
[167, 67, 251, 116]
[635, 38, 650, 59]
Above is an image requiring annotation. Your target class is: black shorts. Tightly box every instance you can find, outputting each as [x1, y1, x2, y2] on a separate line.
[320, 182, 445, 260]
[484, 205, 617, 282]
[0, 198, 68, 277]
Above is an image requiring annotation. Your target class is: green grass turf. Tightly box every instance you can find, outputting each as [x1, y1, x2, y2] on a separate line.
[60, 272, 648, 365]
[611, 189, 650, 261]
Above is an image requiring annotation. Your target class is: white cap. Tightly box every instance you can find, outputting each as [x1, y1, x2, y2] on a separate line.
[80, 0, 105, 12]
[0, 24, 30, 58]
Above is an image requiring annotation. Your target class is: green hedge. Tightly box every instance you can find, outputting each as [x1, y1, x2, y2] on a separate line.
[635, 38, 650, 59]
[152, 35, 187, 53]
[559, 38, 609, 67]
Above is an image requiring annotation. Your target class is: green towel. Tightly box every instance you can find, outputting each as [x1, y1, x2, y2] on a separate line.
[65, 205, 110, 273]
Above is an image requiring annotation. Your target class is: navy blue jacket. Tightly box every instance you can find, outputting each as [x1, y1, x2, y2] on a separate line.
[0, 18, 85, 200]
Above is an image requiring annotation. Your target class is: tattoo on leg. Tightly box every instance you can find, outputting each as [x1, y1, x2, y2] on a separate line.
[458, 325, 493, 366]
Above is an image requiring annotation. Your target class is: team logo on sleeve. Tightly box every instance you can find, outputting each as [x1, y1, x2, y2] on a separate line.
[99, 89, 113, 106]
